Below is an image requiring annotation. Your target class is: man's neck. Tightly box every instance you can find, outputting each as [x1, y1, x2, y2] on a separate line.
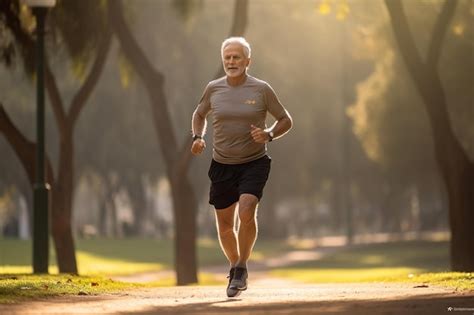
[226, 73, 248, 87]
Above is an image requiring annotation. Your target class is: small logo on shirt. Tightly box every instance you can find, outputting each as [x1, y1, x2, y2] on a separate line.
[244, 99, 256, 105]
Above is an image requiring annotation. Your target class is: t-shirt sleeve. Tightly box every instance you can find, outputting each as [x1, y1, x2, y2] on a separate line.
[263, 83, 288, 120]
[195, 83, 212, 117]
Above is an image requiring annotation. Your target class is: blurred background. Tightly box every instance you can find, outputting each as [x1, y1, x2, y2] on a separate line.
[0, 0, 472, 282]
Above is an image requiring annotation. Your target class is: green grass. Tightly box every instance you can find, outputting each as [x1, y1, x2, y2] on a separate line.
[397, 272, 474, 291]
[270, 240, 474, 291]
[0, 239, 174, 275]
[0, 274, 140, 304]
[271, 240, 450, 282]
[0, 238, 299, 275]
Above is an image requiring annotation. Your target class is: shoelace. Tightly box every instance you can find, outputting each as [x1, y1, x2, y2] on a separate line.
[233, 267, 247, 281]
[227, 268, 235, 280]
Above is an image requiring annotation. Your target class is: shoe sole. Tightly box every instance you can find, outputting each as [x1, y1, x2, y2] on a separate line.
[226, 288, 242, 298]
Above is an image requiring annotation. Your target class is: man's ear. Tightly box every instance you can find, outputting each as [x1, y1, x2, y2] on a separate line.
[246, 58, 251, 68]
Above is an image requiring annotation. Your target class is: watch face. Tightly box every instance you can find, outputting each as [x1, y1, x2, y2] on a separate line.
[269, 132, 274, 138]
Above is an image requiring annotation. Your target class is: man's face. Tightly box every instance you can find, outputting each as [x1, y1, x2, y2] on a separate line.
[222, 43, 250, 78]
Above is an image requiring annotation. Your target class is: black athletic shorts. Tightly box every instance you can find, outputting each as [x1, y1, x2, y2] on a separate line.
[208, 155, 272, 210]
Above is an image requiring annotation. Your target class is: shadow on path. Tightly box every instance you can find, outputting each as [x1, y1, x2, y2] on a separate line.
[120, 294, 474, 315]
[2, 283, 473, 315]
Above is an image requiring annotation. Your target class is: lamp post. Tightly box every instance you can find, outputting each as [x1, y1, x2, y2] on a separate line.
[24, 0, 56, 274]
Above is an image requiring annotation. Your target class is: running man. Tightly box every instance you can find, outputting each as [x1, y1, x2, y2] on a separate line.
[191, 37, 293, 297]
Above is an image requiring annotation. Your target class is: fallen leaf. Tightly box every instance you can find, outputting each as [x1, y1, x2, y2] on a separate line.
[78, 291, 88, 296]
[413, 284, 429, 288]
[91, 282, 99, 287]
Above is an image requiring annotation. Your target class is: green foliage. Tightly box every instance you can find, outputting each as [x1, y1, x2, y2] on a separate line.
[348, 50, 434, 175]
[0, 0, 109, 77]
[50, 0, 108, 62]
[171, 0, 203, 22]
[348, 0, 473, 181]
[0, 1, 34, 72]
[317, 0, 350, 20]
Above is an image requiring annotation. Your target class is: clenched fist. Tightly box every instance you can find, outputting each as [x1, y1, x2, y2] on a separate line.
[191, 139, 206, 155]
[250, 125, 270, 144]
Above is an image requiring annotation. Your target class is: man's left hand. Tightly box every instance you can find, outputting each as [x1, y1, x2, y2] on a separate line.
[250, 125, 270, 144]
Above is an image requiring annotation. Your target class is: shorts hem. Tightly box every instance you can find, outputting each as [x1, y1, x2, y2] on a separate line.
[210, 199, 239, 210]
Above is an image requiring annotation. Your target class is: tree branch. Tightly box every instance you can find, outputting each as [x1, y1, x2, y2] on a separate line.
[427, 0, 457, 67]
[68, 27, 113, 126]
[0, 102, 54, 184]
[44, 60, 67, 132]
[385, 0, 426, 75]
[108, 0, 163, 85]
[109, 0, 179, 168]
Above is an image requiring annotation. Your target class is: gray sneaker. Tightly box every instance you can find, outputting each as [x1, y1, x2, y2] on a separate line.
[228, 267, 248, 293]
[226, 267, 240, 297]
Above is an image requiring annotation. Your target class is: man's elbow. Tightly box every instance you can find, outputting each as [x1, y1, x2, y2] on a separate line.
[284, 112, 293, 130]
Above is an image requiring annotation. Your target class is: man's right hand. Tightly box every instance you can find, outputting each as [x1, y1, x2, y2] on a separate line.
[191, 139, 206, 155]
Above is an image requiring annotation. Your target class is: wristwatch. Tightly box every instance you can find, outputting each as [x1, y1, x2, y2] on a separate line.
[268, 131, 274, 142]
[192, 134, 202, 141]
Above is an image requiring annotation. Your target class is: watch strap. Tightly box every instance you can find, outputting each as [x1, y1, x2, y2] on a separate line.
[192, 135, 202, 141]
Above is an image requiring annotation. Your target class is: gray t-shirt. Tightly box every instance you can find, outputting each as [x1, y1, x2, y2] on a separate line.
[196, 75, 288, 164]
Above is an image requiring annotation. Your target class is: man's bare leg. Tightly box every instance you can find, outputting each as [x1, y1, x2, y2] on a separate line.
[236, 193, 259, 268]
[215, 203, 239, 266]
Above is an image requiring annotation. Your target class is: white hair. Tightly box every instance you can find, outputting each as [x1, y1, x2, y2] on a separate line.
[221, 37, 251, 58]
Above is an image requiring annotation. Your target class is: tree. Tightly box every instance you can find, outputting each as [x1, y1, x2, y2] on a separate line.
[385, 0, 474, 270]
[108, 0, 248, 284]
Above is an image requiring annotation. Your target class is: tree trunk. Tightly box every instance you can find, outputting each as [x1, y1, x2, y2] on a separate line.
[108, 1, 197, 283]
[98, 195, 108, 236]
[385, 0, 474, 271]
[128, 175, 148, 236]
[50, 128, 77, 273]
[381, 180, 405, 233]
[169, 175, 198, 284]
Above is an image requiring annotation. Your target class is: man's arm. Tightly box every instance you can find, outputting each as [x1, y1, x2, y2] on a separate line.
[191, 109, 207, 155]
[192, 109, 207, 137]
[251, 110, 293, 144]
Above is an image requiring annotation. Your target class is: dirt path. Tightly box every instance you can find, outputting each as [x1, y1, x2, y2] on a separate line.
[1, 283, 473, 314]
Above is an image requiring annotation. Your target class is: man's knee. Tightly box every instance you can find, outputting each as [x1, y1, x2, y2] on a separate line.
[239, 193, 258, 208]
[216, 214, 235, 235]
[238, 194, 258, 225]
[218, 222, 235, 236]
